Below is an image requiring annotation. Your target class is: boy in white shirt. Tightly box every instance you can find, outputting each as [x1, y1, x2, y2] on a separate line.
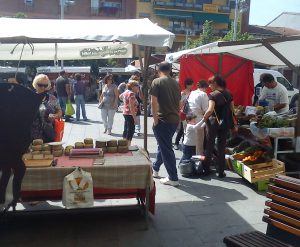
[180, 114, 205, 162]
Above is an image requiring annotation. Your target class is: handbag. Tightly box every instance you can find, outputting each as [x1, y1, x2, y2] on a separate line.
[54, 118, 65, 142]
[179, 94, 190, 121]
[42, 123, 55, 143]
[65, 99, 75, 116]
[213, 92, 236, 129]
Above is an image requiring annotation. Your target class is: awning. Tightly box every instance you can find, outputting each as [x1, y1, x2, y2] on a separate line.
[154, 9, 193, 19]
[193, 12, 229, 23]
[165, 36, 300, 66]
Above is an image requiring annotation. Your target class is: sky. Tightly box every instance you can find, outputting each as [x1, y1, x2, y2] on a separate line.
[249, 0, 300, 25]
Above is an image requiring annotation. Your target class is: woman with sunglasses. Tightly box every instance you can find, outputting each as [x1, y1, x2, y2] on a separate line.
[98, 74, 119, 135]
[31, 74, 62, 142]
[202, 75, 235, 178]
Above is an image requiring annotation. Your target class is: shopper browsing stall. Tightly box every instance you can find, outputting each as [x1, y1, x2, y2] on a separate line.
[258, 73, 289, 114]
[119, 80, 140, 147]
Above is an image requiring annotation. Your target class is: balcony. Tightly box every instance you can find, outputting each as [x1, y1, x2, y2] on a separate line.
[99, 2, 122, 17]
[153, 1, 200, 11]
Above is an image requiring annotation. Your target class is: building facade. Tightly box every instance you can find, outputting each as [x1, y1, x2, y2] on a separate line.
[137, 0, 250, 50]
[0, 0, 136, 19]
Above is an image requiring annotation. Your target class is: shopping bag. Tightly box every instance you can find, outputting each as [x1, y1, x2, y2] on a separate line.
[62, 167, 94, 209]
[65, 100, 75, 116]
[54, 118, 65, 142]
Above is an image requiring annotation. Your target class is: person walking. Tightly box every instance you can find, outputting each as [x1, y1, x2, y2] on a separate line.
[174, 78, 194, 150]
[203, 75, 235, 178]
[98, 74, 119, 135]
[73, 73, 88, 121]
[55, 70, 71, 121]
[119, 80, 140, 146]
[150, 62, 181, 186]
[188, 80, 209, 155]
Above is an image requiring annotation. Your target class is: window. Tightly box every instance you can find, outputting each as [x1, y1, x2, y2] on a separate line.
[277, 77, 294, 91]
[24, 0, 33, 6]
[140, 0, 151, 2]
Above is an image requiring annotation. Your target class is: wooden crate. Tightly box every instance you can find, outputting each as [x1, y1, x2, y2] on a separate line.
[242, 159, 285, 183]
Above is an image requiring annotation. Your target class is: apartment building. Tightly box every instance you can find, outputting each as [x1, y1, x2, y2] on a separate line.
[0, 0, 136, 19]
[137, 0, 250, 50]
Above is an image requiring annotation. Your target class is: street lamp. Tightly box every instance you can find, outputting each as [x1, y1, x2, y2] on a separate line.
[233, 0, 249, 41]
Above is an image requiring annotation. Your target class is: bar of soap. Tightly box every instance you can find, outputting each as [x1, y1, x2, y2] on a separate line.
[84, 144, 94, 149]
[44, 154, 54, 160]
[32, 145, 42, 151]
[75, 142, 85, 149]
[107, 147, 118, 153]
[52, 144, 63, 151]
[84, 138, 93, 144]
[32, 139, 43, 145]
[95, 140, 106, 148]
[118, 146, 128, 153]
[42, 150, 51, 155]
[32, 154, 44, 160]
[118, 139, 128, 147]
[107, 140, 118, 147]
[32, 151, 41, 155]
[53, 149, 63, 157]
[41, 144, 51, 151]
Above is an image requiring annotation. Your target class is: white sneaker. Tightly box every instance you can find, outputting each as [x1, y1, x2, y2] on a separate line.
[152, 169, 159, 178]
[160, 177, 179, 187]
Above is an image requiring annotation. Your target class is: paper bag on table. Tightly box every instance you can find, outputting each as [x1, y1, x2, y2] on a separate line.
[62, 167, 94, 209]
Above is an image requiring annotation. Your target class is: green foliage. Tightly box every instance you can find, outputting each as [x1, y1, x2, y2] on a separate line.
[184, 20, 220, 49]
[222, 21, 254, 41]
[14, 12, 27, 18]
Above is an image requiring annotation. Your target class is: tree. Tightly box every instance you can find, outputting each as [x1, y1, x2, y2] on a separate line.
[222, 21, 253, 41]
[184, 20, 220, 49]
[14, 12, 27, 18]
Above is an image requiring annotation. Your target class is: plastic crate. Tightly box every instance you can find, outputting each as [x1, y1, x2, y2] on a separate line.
[232, 159, 243, 176]
[254, 180, 269, 191]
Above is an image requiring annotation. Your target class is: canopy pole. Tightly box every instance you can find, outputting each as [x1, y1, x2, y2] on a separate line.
[262, 41, 300, 151]
[140, 46, 152, 152]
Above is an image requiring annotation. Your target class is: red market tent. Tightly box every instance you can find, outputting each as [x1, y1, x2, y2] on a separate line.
[179, 53, 254, 106]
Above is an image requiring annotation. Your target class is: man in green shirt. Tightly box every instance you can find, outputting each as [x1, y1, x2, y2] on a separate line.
[150, 62, 181, 186]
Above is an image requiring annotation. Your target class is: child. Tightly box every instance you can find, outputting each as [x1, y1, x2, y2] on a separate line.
[180, 113, 206, 162]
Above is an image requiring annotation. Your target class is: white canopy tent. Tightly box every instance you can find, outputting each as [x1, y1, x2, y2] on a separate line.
[165, 36, 300, 66]
[0, 17, 175, 150]
[0, 42, 133, 61]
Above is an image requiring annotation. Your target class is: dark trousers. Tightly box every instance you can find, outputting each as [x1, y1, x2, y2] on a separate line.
[153, 121, 178, 181]
[123, 115, 135, 141]
[0, 159, 26, 203]
[205, 119, 229, 174]
[175, 122, 184, 145]
[180, 145, 196, 163]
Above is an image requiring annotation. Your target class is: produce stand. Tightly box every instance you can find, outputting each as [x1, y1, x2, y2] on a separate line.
[3, 148, 155, 227]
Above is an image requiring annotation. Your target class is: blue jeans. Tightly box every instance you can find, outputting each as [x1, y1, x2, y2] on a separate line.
[74, 94, 87, 120]
[58, 96, 67, 115]
[180, 145, 196, 163]
[153, 121, 178, 181]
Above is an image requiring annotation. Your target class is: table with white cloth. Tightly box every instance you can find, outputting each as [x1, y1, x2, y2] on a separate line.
[20, 149, 156, 216]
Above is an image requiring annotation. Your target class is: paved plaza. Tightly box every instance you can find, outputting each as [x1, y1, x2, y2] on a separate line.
[0, 104, 267, 247]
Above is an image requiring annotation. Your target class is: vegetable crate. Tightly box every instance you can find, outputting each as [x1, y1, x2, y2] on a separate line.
[242, 159, 285, 183]
[232, 159, 243, 176]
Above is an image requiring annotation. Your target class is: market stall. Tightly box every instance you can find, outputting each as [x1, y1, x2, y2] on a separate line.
[166, 36, 300, 189]
[0, 17, 175, 218]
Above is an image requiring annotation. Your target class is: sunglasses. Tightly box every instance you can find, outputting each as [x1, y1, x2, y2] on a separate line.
[37, 84, 48, 88]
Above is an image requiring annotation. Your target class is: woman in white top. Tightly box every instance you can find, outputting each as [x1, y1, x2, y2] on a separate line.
[188, 80, 209, 155]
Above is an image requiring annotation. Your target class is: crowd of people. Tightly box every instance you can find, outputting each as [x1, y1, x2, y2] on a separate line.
[1, 61, 289, 209]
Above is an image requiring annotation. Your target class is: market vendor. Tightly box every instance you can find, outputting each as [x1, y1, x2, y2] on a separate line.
[258, 73, 289, 114]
